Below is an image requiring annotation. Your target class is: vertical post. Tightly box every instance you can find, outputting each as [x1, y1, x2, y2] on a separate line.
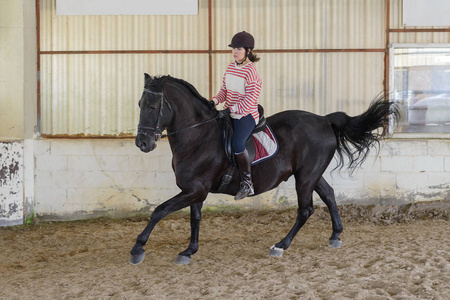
[384, 0, 390, 97]
[208, 0, 213, 100]
[36, 0, 41, 134]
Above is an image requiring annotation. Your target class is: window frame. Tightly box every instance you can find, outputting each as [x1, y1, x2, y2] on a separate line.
[389, 43, 450, 139]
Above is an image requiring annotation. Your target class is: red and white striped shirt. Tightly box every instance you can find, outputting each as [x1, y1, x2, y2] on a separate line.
[213, 62, 262, 123]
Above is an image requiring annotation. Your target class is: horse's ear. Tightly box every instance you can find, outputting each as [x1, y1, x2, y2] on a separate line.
[144, 73, 150, 81]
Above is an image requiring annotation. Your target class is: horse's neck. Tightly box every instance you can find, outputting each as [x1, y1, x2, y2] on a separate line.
[168, 90, 211, 129]
[167, 99, 220, 154]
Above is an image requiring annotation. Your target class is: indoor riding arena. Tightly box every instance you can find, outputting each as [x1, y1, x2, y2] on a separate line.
[1, 1, 449, 299]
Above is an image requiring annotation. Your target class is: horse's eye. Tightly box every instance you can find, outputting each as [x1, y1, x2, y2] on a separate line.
[149, 105, 156, 110]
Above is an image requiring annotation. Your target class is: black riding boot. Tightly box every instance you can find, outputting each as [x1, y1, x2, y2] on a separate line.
[234, 150, 254, 200]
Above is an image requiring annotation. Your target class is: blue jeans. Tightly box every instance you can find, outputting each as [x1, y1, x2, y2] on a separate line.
[232, 114, 256, 154]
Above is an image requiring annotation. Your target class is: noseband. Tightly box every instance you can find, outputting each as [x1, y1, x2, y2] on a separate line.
[137, 89, 172, 142]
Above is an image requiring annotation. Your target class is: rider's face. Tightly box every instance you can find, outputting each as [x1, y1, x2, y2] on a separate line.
[232, 47, 247, 62]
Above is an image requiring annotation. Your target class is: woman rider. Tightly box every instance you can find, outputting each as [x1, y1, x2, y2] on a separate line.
[212, 31, 262, 200]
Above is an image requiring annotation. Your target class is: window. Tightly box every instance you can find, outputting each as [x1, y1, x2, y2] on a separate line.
[56, 0, 198, 16]
[390, 45, 450, 134]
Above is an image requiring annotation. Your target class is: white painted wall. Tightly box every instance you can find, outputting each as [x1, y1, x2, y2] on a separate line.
[33, 138, 450, 221]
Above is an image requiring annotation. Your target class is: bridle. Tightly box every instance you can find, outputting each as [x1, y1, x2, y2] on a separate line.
[137, 89, 171, 142]
[137, 89, 218, 141]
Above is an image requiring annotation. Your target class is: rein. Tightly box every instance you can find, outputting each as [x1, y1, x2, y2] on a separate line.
[160, 116, 218, 138]
[137, 89, 218, 140]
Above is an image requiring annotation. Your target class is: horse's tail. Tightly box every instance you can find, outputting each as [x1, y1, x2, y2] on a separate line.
[325, 94, 400, 174]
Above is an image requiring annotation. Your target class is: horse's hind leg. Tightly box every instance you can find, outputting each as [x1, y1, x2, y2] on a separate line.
[174, 202, 203, 265]
[315, 177, 343, 248]
[269, 172, 315, 257]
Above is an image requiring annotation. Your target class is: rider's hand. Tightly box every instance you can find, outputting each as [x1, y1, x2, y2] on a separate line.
[208, 100, 216, 109]
[217, 108, 231, 119]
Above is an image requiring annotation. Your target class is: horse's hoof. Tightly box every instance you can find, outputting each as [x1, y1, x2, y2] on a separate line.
[174, 255, 191, 265]
[130, 251, 146, 265]
[269, 245, 284, 257]
[329, 239, 342, 248]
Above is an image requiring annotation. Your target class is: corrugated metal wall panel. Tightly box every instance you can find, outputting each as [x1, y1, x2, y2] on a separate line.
[40, 0, 209, 51]
[212, 0, 385, 50]
[41, 54, 209, 136]
[390, 32, 450, 44]
[40, 0, 389, 136]
[212, 52, 384, 118]
[389, 0, 403, 29]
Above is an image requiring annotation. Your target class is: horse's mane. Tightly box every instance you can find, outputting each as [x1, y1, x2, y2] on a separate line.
[145, 75, 212, 108]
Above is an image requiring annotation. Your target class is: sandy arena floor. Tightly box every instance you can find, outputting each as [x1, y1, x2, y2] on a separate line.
[1, 201, 449, 299]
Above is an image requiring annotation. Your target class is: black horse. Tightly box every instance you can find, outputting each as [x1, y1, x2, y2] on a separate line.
[131, 74, 399, 265]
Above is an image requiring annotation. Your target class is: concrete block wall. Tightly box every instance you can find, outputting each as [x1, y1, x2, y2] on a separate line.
[378, 140, 450, 203]
[319, 139, 450, 205]
[34, 139, 178, 219]
[32, 138, 450, 220]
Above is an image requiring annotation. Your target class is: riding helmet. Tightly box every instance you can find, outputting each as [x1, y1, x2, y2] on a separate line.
[228, 31, 255, 49]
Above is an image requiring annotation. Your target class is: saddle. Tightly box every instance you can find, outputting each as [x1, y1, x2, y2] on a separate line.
[222, 105, 267, 165]
[218, 105, 267, 192]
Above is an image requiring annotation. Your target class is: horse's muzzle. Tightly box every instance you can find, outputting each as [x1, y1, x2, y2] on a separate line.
[135, 136, 157, 153]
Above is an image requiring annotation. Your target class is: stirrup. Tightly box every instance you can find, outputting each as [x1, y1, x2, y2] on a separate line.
[234, 182, 254, 200]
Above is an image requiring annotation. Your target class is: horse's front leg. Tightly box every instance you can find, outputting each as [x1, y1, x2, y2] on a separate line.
[130, 190, 206, 265]
[174, 202, 203, 265]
